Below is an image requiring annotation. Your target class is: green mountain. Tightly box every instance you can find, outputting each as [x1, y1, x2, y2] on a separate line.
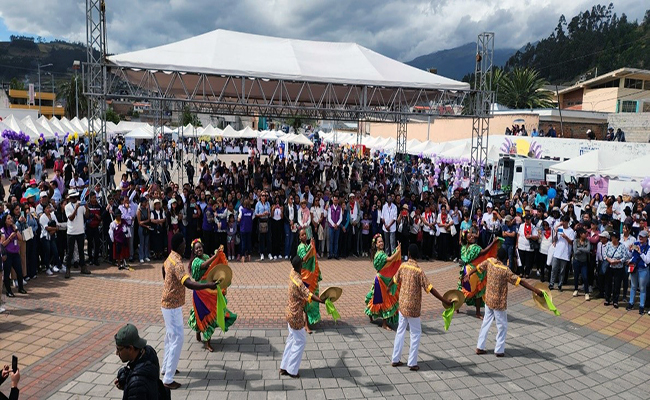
[0, 36, 91, 86]
[504, 4, 650, 84]
[405, 42, 517, 80]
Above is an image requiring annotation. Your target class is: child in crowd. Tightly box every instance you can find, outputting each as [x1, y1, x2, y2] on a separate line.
[109, 210, 131, 270]
[227, 214, 237, 260]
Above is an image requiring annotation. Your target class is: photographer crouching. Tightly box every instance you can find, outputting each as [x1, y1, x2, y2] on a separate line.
[114, 324, 167, 400]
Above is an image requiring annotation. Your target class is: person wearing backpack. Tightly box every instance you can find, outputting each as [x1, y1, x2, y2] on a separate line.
[114, 324, 169, 400]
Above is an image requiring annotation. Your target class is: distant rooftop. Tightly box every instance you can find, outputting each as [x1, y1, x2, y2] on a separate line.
[559, 68, 650, 94]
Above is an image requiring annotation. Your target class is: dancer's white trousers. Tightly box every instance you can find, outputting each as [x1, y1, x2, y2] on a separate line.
[280, 324, 307, 376]
[161, 306, 184, 384]
[391, 312, 422, 367]
[476, 305, 508, 354]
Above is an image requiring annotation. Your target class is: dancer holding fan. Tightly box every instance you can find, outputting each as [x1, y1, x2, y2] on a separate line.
[187, 240, 237, 352]
[365, 234, 401, 330]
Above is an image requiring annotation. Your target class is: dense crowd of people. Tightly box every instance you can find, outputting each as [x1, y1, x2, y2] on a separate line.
[506, 123, 627, 141]
[0, 133, 648, 318]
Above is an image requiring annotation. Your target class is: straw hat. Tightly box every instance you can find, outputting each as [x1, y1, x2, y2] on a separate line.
[320, 287, 343, 303]
[205, 263, 233, 288]
[532, 282, 550, 311]
[443, 289, 465, 311]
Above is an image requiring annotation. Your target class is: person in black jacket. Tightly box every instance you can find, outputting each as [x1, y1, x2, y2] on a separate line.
[0, 364, 20, 400]
[114, 324, 161, 400]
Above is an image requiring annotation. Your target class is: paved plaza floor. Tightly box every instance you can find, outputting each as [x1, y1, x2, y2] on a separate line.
[2, 257, 649, 399]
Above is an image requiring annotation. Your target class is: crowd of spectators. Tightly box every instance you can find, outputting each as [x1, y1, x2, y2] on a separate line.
[0, 133, 648, 317]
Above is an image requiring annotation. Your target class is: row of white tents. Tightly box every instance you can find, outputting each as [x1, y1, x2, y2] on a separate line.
[0, 115, 100, 141]
[0, 115, 314, 147]
[122, 122, 314, 146]
[320, 131, 501, 161]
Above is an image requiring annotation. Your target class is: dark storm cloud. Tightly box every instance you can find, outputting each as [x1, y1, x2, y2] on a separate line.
[0, 0, 645, 61]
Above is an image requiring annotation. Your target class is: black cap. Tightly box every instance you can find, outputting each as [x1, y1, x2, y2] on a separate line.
[115, 324, 147, 348]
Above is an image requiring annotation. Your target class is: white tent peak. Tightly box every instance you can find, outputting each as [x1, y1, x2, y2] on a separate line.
[108, 29, 469, 91]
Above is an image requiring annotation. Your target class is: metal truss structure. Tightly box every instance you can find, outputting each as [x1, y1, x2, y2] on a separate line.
[105, 67, 473, 124]
[87, 2, 490, 182]
[85, 0, 108, 190]
[469, 32, 495, 201]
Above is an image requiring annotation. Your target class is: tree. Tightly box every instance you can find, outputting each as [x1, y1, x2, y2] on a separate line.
[180, 106, 201, 127]
[59, 74, 87, 118]
[285, 116, 315, 134]
[9, 78, 24, 90]
[497, 68, 554, 109]
[105, 107, 120, 124]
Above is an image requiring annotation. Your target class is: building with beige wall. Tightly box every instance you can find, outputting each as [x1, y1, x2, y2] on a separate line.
[558, 68, 650, 113]
[367, 109, 608, 142]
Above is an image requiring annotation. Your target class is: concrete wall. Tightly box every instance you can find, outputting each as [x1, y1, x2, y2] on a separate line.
[368, 113, 540, 142]
[582, 87, 619, 112]
[608, 113, 650, 143]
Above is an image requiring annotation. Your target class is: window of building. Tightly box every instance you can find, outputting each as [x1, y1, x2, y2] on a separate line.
[624, 78, 643, 89]
[620, 100, 637, 113]
[591, 79, 619, 89]
[644, 80, 650, 90]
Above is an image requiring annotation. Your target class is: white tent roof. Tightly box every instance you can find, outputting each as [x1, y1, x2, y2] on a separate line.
[47, 118, 69, 135]
[221, 125, 240, 139]
[406, 139, 421, 153]
[125, 128, 155, 139]
[549, 149, 628, 178]
[117, 121, 152, 133]
[59, 118, 81, 134]
[198, 125, 223, 137]
[69, 117, 87, 133]
[439, 142, 471, 160]
[598, 154, 650, 181]
[259, 131, 279, 141]
[281, 133, 313, 147]
[3, 115, 36, 137]
[21, 116, 54, 140]
[108, 29, 469, 91]
[36, 116, 57, 138]
[239, 126, 260, 139]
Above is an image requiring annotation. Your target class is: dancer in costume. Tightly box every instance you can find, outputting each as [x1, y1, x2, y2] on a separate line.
[466, 247, 543, 357]
[365, 234, 401, 330]
[160, 233, 218, 390]
[297, 228, 321, 333]
[187, 240, 237, 352]
[280, 255, 326, 378]
[391, 244, 451, 371]
[458, 228, 500, 319]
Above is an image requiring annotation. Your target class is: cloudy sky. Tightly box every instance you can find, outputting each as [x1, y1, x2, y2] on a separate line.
[0, 0, 645, 61]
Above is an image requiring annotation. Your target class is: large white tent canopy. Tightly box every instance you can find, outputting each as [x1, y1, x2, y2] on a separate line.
[600, 154, 650, 181]
[108, 29, 469, 94]
[550, 149, 628, 178]
[124, 128, 155, 139]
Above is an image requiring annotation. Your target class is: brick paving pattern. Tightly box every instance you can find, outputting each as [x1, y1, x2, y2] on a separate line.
[1, 256, 649, 399]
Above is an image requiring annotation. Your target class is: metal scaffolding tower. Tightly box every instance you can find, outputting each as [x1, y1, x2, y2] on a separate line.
[85, 0, 108, 189]
[469, 32, 494, 203]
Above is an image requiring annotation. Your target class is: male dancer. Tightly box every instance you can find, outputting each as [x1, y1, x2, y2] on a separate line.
[160, 233, 218, 389]
[280, 255, 325, 378]
[465, 247, 543, 357]
[391, 244, 452, 371]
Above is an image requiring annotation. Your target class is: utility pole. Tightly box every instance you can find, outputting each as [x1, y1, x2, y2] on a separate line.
[37, 63, 53, 117]
[73, 60, 81, 118]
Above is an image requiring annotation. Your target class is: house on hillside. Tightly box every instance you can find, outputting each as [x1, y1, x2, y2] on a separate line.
[557, 68, 650, 113]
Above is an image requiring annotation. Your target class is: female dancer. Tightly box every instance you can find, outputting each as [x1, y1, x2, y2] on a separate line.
[458, 228, 497, 319]
[365, 234, 401, 330]
[297, 228, 321, 333]
[187, 240, 237, 351]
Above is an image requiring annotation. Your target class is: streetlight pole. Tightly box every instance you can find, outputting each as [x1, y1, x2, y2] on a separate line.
[38, 63, 53, 117]
[73, 60, 80, 118]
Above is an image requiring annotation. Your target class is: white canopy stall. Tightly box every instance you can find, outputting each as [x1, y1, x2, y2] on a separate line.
[600, 154, 650, 181]
[549, 149, 628, 178]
